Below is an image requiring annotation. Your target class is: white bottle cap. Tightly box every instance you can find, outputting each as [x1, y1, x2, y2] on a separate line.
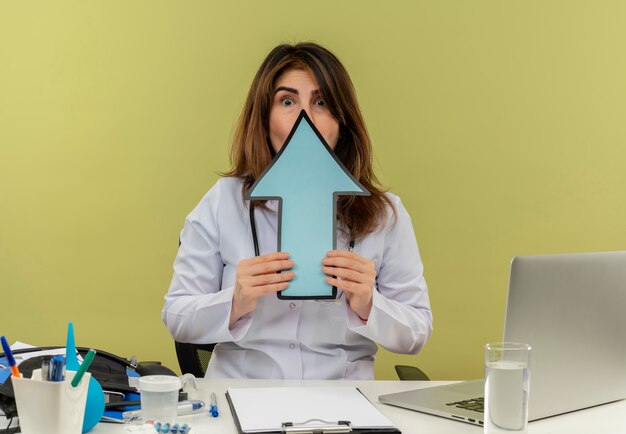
[137, 375, 182, 392]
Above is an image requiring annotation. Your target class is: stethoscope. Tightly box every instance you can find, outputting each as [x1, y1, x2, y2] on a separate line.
[249, 202, 354, 257]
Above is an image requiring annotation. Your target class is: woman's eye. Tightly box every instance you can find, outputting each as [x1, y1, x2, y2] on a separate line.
[315, 98, 326, 106]
[281, 97, 295, 106]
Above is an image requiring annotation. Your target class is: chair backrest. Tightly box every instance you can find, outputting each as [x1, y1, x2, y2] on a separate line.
[174, 342, 216, 377]
[394, 364, 430, 381]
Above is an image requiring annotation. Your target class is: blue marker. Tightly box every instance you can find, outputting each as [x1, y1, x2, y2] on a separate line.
[179, 424, 189, 434]
[171, 423, 179, 433]
[154, 422, 161, 432]
[49, 355, 66, 381]
[161, 422, 170, 433]
[209, 392, 219, 417]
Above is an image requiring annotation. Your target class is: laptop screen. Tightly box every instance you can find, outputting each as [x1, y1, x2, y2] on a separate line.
[503, 251, 626, 419]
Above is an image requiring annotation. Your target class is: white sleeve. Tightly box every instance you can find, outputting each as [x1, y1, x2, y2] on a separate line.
[161, 182, 252, 344]
[347, 197, 433, 354]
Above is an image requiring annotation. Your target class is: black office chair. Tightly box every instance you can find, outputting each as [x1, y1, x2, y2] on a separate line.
[174, 342, 429, 380]
[394, 364, 430, 381]
[174, 342, 216, 377]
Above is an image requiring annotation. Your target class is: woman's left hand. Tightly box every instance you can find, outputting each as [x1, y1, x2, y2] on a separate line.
[322, 250, 376, 321]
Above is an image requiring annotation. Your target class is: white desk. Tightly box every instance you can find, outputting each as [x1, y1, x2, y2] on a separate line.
[91, 379, 626, 434]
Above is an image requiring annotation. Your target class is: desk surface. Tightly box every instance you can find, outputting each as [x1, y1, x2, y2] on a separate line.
[92, 379, 626, 434]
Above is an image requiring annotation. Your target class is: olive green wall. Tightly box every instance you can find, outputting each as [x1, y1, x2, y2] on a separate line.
[1, 1, 625, 380]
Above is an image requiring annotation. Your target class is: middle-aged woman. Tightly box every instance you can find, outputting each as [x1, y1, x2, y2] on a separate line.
[163, 42, 433, 379]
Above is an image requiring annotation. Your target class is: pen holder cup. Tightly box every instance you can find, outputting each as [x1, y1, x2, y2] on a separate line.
[138, 375, 182, 421]
[12, 369, 91, 434]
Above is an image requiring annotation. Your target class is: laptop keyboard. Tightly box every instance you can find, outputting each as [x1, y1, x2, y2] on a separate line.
[446, 397, 484, 413]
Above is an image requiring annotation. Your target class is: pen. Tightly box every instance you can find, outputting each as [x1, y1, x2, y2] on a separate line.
[0, 336, 21, 378]
[50, 355, 66, 381]
[122, 400, 205, 420]
[209, 392, 219, 417]
[41, 357, 51, 381]
[71, 348, 96, 387]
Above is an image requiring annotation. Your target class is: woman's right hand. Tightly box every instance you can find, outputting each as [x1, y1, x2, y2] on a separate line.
[230, 252, 295, 327]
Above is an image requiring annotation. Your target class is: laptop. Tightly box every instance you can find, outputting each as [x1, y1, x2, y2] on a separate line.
[379, 251, 626, 426]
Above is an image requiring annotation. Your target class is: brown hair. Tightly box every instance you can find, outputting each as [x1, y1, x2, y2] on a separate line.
[223, 42, 395, 240]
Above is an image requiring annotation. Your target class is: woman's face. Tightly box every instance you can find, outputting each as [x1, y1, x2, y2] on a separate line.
[268, 68, 340, 153]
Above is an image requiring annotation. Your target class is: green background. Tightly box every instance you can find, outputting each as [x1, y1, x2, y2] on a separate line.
[1, 1, 625, 380]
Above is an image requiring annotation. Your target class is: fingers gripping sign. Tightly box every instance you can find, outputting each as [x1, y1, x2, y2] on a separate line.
[230, 252, 295, 326]
[322, 250, 375, 321]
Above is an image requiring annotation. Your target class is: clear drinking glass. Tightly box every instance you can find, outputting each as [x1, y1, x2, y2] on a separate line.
[484, 342, 531, 434]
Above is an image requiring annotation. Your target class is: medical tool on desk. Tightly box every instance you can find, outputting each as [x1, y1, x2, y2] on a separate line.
[209, 392, 219, 417]
[122, 400, 205, 421]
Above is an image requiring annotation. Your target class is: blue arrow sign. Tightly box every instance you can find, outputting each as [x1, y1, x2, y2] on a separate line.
[246, 110, 370, 299]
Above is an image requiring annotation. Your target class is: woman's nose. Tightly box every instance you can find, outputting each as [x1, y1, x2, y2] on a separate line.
[303, 107, 318, 125]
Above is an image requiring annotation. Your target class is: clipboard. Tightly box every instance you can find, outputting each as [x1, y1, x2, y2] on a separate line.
[225, 386, 401, 434]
